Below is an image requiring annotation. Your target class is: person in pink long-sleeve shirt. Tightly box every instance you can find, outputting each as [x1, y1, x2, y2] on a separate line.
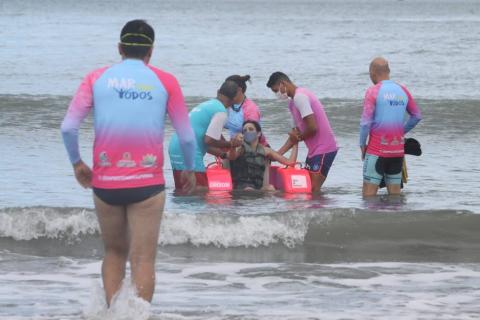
[360, 57, 422, 196]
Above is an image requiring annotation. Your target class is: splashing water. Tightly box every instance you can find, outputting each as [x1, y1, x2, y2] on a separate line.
[84, 279, 151, 320]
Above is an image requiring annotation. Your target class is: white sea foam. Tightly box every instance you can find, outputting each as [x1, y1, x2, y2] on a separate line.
[159, 211, 313, 248]
[1, 257, 480, 320]
[0, 207, 320, 248]
[0, 207, 98, 240]
[84, 279, 151, 320]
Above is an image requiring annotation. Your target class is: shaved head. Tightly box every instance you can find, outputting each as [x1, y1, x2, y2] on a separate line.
[369, 57, 390, 84]
[370, 57, 390, 75]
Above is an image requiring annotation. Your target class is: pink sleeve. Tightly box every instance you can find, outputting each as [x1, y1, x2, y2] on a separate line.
[400, 85, 422, 119]
[61, 68, 107, 164]
[359, 84, 380, 146]
[242, 98, 261, 122]
[64, 67, 108, 122]
[360, 85, 379, 126]
[62, 72, 96, 128]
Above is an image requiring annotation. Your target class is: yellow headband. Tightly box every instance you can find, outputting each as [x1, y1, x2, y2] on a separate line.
[120, 33, 153, 46]
[120, 42, 153, 47]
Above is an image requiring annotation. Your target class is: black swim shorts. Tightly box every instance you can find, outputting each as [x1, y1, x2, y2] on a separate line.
[93, 184, 165, 206]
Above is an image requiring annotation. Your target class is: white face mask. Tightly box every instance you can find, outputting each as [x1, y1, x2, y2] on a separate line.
[275, 83, 289, 100]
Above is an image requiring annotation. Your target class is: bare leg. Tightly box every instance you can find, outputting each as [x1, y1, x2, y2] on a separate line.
[362, 182, 379, 197]
[127, 191, 165, 302]
[94, 195, 128, 306]
[310, 172, 326, 193]
[386, 184, 401, 195]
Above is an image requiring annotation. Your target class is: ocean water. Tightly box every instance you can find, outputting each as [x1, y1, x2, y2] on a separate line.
[1, 0, 480, 319]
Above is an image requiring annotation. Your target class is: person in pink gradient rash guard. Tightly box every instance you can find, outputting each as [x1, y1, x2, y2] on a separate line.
[61, 20, 196, 306]
[359, 57, 422, 197]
